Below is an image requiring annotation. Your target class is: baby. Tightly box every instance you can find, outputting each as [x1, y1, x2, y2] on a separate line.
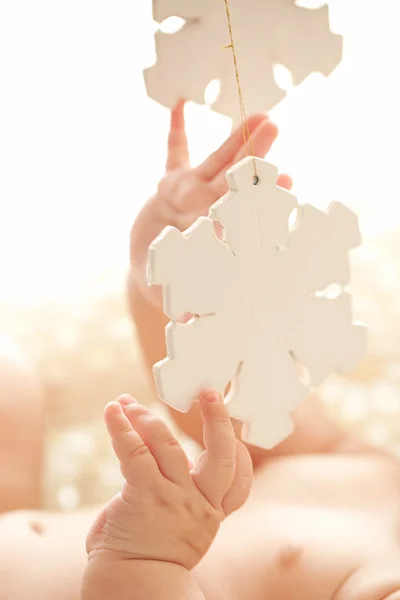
[1, 102, 400, 600]
[81, 390, 400, 600]
[81, 102, 400, 599]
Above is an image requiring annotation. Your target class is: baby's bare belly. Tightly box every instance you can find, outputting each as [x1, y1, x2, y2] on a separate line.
[194, 452, 400, 600]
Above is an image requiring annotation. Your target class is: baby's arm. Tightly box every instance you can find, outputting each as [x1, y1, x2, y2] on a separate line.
[82, 559, 206, 600]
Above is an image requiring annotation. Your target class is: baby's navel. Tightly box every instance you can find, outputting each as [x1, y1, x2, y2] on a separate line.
[29, 520, 45, 535]
[278, 543, 303, 568]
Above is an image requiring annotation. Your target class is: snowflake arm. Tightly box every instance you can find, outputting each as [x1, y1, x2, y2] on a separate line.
[148, 217, 235, 320]
[145, 0, 228, 109]
[289, 294, 366, 386]
[288, 202, 361, 294]
[153, 315, 241, 413]
[275, 4, 342, 82]
[211, 159, 298, 255]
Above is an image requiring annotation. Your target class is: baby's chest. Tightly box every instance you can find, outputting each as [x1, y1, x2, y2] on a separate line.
[214, 504, 367, 600]
[267, 507, 362, 591]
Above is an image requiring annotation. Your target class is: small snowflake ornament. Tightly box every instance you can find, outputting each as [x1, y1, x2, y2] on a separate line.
[147, 157, 366, 449]
[144, 0, 342, 122]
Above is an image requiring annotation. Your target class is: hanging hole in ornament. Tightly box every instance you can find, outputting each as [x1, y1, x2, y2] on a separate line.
[29, 521, 45, 535]
[224, 361, 242, 405]
[289, 351, 311, 387]
[204, 79, 221, 106]
[273, 64, 293, 92]
[158, 16, 186, 34]
[253, 175, 260, 186]
[314, 283, 343, 300]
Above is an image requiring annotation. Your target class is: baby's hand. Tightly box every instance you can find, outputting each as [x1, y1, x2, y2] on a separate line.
[86, 391, 253, 571]
[129, 100, 292, 309]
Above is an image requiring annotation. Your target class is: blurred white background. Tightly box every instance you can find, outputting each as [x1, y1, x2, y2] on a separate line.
[0, 0, 399, 303]
[2, 0, 400, 508]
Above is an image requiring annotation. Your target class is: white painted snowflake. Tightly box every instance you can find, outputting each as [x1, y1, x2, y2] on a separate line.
[144, 0, 342, 122]
[147, 157, 365, 449]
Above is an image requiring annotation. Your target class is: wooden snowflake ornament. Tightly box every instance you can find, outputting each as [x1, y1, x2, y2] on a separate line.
[147, 157, 365, 449]
[144, 0, 342, 122]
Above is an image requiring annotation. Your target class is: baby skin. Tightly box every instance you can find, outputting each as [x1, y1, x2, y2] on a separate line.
[82, 392, 400, 600]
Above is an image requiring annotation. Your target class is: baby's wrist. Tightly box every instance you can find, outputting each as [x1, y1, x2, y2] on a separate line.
[82, 555, 203, 600]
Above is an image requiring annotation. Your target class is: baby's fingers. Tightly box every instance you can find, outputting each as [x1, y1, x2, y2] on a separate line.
[277, 172, 293, 191]
[121, 400, 192, 487]
[166, 100, 190, 172]
[192, 391, 236, 508]
[222, 440, 253, 516]
[104, 399, 159, 484]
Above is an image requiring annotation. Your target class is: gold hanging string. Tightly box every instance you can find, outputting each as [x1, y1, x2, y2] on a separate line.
[222, 0, 258, 182]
